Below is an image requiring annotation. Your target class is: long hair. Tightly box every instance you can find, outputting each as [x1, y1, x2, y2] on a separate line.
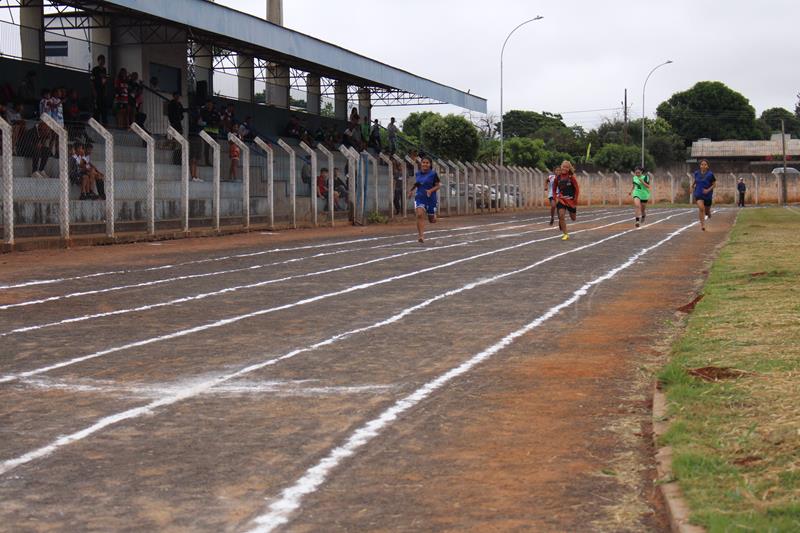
[561, 160, 576, 177]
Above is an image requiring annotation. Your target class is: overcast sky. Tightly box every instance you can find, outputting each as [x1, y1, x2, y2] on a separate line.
[221, 0, 798, 130]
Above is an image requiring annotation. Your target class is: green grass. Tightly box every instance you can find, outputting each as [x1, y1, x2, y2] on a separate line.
[658, 208, 800, 532]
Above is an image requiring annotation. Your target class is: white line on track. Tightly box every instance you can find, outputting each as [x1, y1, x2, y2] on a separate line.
[0, 210, 624, 311]
[0, 211, 642, 337]
[0, 210, 692, 476]
[0, 213, 588, 291]
[245, 218, 700, 532]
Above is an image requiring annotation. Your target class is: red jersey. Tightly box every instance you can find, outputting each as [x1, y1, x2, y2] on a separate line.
[554, 174, 580, 208]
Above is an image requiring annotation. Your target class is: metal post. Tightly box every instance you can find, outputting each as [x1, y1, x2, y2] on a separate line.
[40, 114, 70, 241]
[364, 151, 379, 217]
[167, 126, 189, 233]
[254, 137, 275, 230]
[199, 131, 221, 231]
[392, 154, 407, 218]
[0, 117, 12, 245]
[129, 122, 155, 235]
[299, 141, 318, 227]
[88, 118, 115, 238]
[277, 139, 297, 229]
[668, 171, 675, 204]
[752, 172, 759, 205]
[642, 60, 673, 168]
[379, 153, 394, 220]
[686, 173, 694, 205]
[435, 159, 451, 216]
[319, 144, 337, 225]
[229, 133, 250, 229]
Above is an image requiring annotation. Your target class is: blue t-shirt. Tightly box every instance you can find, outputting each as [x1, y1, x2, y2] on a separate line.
[693, 170, 716, 200]
[414, 170, 440, 203]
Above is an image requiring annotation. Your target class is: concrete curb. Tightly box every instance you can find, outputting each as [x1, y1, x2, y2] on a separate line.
[652, 382, 705, 533]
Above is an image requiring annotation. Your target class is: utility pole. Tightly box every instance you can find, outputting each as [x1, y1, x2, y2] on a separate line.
[623, 88, 628, 144]
[781, 119, 788, 205]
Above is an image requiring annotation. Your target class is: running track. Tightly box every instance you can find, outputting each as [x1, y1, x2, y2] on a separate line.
[0, 207, 731, 531]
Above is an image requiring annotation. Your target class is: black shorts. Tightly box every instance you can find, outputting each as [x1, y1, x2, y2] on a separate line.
[557, 202, 576, 214]
[696, 197, 712, 207]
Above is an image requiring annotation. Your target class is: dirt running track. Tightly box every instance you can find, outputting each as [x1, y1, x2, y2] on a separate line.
[0, 207, 733, 532]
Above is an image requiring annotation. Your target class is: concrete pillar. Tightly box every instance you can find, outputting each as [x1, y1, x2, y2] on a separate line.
[358, 88, 371, 121]
[89, 26, 111, 65]
[334, 80, 347, 120]
[306, 74, 320, 115]
[20, 1, 43, 63]
[267, 0, 283, 25]
[267, 63, 289, 108]
[237, 54, 255, 103]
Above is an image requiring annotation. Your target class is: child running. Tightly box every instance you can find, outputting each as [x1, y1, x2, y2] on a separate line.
[691, 159, 716, 231]
[545, 166, 558, 226]
[630, 165, 651, 227]
[554, 160, 580, 241]
[407, 155, 441, 243]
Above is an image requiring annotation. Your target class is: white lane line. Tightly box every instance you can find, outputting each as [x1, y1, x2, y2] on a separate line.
[0, 211, 622, 310]
[0, 211, 683, 384]
[0, 213, 576, 291]
[0, 211, 636, 337]
[0, 210, 691, 476]
[245, 218, 700, 532]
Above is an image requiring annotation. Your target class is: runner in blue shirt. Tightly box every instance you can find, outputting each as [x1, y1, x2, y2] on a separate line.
[407, 155, 441, 243]
[691, 159, 716, 231]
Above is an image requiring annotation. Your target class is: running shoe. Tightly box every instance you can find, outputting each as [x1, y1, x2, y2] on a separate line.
[561, 233, 569, 241]
[635, 221, 640, 228]
[418, 238, 424, 243]
[549, 218, 554, 226]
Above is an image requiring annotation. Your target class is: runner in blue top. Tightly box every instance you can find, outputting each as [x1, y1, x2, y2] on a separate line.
[691, 159, 716, 231]
[407, 155, 441, 243]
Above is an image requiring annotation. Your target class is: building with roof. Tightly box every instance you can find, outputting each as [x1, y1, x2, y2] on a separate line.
[691, 134, 799, 173]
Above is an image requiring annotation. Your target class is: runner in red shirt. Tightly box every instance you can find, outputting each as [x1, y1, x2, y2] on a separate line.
[554, 160, 580, 241]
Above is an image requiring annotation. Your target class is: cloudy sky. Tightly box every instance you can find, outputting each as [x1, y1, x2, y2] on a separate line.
[220, 0, 797, 130]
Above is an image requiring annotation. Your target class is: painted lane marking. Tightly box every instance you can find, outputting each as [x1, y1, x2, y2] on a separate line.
[245, 218, 700, 532]
[0, 211, 639, 337]
[0, 213, 586, 291]
[0, 210, 624, 310]
[0, 210, 693, 476]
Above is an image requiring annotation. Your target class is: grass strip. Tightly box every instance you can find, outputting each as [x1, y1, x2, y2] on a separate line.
[659, 207, 800, 532]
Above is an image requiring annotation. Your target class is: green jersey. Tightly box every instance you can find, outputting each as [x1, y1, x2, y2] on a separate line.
[632, 174, 651, 201]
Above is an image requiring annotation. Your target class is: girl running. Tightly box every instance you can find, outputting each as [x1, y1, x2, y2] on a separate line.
[630, 165, 651, 227]
[407, 155, 441, 243]
[545, 166, 558, 226]
[691, 159, 716, 231]
[554, 160, 580, 241]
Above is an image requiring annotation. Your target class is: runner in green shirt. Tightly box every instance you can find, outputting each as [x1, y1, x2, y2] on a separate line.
[630, 166, 651, 227]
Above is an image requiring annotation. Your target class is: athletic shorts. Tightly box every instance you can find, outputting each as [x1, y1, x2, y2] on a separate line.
[557, 202, 576, 214]
[415, 199, 437, 215]
[633, 197, 648, 204]
[696, 196, 713, 207]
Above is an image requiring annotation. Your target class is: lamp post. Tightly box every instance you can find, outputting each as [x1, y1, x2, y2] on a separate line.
[500, 15, 543, 167]
[641, 59, 673, 168]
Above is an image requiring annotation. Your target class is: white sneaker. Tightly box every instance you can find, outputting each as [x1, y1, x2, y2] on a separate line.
[32, 170, 42, 178]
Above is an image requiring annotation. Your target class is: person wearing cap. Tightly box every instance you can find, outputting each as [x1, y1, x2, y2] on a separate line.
[737, 177, 746, 207]
[630, 165, 651, 227]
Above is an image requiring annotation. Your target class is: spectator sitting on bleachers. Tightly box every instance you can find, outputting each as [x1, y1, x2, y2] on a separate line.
[239, 115, 256, 141]
[285, 114, 302, 138]
[300, 155, 312, 185]
[82, 143, 106, 199]
[69, 142, 97, 199]
[333, 167, 348, 202]
[343, 124, 355, 148]
[316, 167, 340, 210]
[38, 88, 51, 119]
[5, 102, 26, 155]
[50, 87, 64, 126]
[20, 121, 52, 178]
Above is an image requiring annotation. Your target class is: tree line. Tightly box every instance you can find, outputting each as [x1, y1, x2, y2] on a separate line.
[397, 81, 800, 172]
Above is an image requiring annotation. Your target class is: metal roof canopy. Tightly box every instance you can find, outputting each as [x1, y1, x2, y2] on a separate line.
[64, 0, 486, 113]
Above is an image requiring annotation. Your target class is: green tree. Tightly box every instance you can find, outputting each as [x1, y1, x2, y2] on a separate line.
[759, 107, 800, 137]
[401, 111, 438, 140]
[593, 143, 655, 172]
[795, 92, 800, 119]
[419, 114, 480, 161]
[657, 81, 764, 144]
[503, 137, 549, 168]
[477, 138, 500, 164]
[498, 110, 566, 138]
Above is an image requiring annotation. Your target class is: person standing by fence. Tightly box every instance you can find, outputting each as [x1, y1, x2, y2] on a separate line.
[387, 117, 398, 154]
[691, 159, 716, 231]
[737, 177, 746, 207]
[630, 165, 651, 227]
[91, 55, 108, 125]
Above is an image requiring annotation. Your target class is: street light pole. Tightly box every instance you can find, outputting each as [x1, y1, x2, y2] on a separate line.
[500, 15, 543, 167]
[641, 59, 673, 168]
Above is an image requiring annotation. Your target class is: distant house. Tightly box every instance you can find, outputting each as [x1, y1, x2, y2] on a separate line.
[690, 134, 800, 173]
